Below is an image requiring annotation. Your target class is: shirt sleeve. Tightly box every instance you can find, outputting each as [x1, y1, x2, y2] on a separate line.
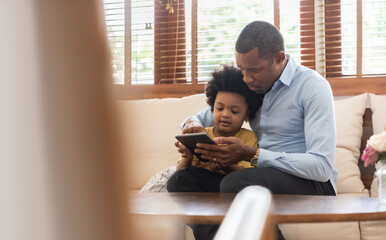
[257, 79, 336, 183]
[180, 107, 215, 129]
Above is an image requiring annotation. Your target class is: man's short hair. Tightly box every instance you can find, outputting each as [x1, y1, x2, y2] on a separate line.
[235, 21, 284, 60]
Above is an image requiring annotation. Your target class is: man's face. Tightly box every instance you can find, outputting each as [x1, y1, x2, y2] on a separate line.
[235, 48, 281, 94]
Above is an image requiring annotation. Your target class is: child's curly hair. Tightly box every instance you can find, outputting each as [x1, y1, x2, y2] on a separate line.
[205, 64, 263, 120]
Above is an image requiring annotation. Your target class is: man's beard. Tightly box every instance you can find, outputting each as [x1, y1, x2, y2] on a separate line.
[248, 84, 266, 94]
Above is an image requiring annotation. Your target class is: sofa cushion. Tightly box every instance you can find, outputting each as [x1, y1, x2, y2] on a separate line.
[280, 192, 368, 240]
[118, 94, 208, 190]
[333, 93, 368, 195]
[360, 220, 386, 240]
[280, 222, 361, 240]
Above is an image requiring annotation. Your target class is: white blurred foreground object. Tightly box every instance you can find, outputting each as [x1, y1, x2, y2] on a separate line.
[0, 1, 130, 240]
[214, 186, 274, 240]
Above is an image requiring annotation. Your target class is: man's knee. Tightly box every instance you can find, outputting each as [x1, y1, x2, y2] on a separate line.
[220, 168, 269, 193]
[220, 171, 247, 193]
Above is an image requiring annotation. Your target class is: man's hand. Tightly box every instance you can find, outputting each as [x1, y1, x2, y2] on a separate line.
[182, 119, 206, 134]
[195, 137, 256, 168]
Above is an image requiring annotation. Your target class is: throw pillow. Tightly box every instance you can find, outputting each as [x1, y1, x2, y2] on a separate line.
[139, 166, 177, 193]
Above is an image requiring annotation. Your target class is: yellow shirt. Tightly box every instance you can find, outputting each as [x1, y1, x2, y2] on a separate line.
[190, 127, 258, 171]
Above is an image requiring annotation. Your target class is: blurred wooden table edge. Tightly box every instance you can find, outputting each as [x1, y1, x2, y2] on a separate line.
[129, 192, 386, 224]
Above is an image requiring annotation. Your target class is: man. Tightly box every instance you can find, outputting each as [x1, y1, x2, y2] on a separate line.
[168, 21, 337, 240]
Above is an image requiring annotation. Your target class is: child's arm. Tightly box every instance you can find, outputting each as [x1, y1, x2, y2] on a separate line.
[175, 141, 194, 169]
[177, 156, 193, 169]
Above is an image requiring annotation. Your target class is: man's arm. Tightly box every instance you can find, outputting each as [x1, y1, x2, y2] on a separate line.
[180, 107, 215, 133]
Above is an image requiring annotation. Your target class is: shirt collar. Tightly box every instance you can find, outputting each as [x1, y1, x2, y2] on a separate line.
[277, 54, 297, 87]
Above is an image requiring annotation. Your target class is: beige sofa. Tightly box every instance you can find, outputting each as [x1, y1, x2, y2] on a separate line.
[119, 93, 386, 240]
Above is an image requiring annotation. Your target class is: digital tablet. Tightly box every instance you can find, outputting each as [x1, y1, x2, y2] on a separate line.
[175, 132, 217, 162]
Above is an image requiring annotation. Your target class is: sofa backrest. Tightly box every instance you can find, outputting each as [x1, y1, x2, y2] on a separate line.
[118, 93, 384, 194]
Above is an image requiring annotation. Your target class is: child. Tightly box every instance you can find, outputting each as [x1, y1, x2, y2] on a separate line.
[168, 64, 263, 193]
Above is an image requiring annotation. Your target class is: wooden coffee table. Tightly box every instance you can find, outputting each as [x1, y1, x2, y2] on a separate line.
[129, 192, 386, 224]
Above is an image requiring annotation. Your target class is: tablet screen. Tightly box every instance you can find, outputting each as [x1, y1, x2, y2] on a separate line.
[175, 132, 216, 162]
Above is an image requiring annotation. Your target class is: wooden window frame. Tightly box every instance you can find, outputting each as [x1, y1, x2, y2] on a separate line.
[321, 0, 386, 96]
[114, 0, 386, 100]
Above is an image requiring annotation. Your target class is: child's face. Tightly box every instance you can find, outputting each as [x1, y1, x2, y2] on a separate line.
[213, 91, 249, 137]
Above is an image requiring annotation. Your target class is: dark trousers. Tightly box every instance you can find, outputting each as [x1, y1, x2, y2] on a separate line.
[167, 166, 336, 240]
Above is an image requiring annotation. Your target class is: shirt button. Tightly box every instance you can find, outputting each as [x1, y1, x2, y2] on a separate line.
[262, 114, 266, 118]
[263, 133, 266, 137]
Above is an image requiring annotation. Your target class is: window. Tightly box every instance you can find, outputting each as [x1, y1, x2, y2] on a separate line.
[341, 0, 357, 75]
[362, 0, 386, 74]
[103, 0, 155, 85]
[104, 0, 125, 84]
[131, 0, 154, 84]
[193, 1, 275, 82]
[104, 0, 386, 99]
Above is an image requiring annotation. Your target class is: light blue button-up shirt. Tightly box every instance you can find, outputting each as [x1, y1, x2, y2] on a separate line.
[190, 55, 338, 193]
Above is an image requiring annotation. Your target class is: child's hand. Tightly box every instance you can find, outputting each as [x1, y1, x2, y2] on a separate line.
[175, 141, 193, 159]
[209, 160, 222, 172]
